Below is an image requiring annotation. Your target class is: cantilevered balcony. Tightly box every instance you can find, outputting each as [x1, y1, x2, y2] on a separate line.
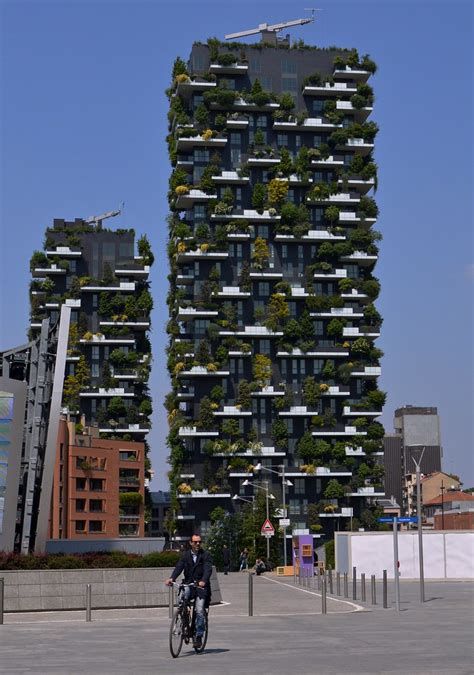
[339, 138, 374, 155]
[348, 486, 385, 497]
[249, 271, 283, 280]
[214, 406, 252, 417]
[341, 289, 369, 302]
[319, 507, 354, 518]
[176, 249, 229, 262]
[350, 366, 381, 378]
[276, 347, 349, 358]
[33, 264, 67, 276]
[178, 426, 219, 437]
[177, 386, 195, 399]
[312, 426, 367, 437]
[175, 79, 217, 98]
[343, 406, 381, 418]
[311, 155, 344, 168]
[99, 424, 149, 434]
[275, 230, 345, 242]
[177, 307, 219, 320]
[333, 65, 371, 81]
[216, 286, 251, 298]
[343, 326, 381, 338]
[251, 386, 285, 397]
[175, 189, 217, 209]
[338, 211, 376, 225]
[177, 272, 195, 284]
[302, 82, 357, 96]
[320, 386, 351, 396]
[287, 468, 352, 478]
[99, 320, 150, 330]
[111, 369, 138, 380]
[338, 177, 375, 194]
[80, 387, 135, 398]
[340, 251, 378, 265]
[278, 406, 318, 417]
[176, 135, 227, 150]
[209, 62, 249, 75]
[310, 308, 364, 319]
[219, 326, 283, 338]
[336, 100, 373, 121]
[225, 117, 249, 129]
[212, 170, 249, 185]
[273, 117, 341, 131]
[313, 268, 347, 280]
[80, 336, 136, 346]
[177, 366, 230, 377]
[115, 263, 150, 278]
[81, 281, 136, 292]
[211, 209, 280, 222]
[178, 489, 232, 499]
[246, 156, 281, 167]
[45, 246, 82, 257]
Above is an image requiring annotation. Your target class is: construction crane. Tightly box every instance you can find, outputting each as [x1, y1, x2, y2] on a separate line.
[225, 12, 317, 43]
[85, 203, 124, 229]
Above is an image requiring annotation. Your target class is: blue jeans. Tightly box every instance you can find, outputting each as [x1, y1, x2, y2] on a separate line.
[180, 586, 206, 637]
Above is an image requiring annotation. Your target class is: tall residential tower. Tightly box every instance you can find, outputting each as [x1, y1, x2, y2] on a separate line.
[166, 34, 385, 546]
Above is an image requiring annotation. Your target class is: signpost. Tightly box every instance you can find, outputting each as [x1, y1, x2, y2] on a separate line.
[279, 518, 290, 528]
[378, 515, 403, 611]
[261, 518, 275, 539]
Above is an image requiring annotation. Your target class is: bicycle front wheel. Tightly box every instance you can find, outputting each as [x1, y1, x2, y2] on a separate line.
[169, 608, 184, 658]
[194, 611, 208, 654]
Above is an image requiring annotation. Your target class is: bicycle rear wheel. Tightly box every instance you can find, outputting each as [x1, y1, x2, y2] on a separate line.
[169, 608, 184, 658]
[193, 611, 208, 654]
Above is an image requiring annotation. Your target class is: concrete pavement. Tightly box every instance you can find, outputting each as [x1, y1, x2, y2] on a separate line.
[0, 573, 473, 674]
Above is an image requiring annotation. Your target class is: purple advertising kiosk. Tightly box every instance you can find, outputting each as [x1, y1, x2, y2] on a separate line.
[292, 534, 314, 577]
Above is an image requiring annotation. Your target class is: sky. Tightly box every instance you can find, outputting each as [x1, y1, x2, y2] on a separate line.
[1, 0, 473, 489]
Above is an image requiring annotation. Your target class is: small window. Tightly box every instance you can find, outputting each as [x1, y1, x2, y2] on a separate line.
[76, 478, 86, 491]
[282, 60, 297, 75]
[230, 133, 241, 146]
[75, 520, 86, 533]
[250, 57, 261, 73]
[89, 499, 104, 513]
[294, 479, 305, 495]
[75, 499, 86, 512]
[277, 133, 289, 147]
[281, 77, 298, 93]
[89, 520, 104, 533]
[312, 100, 324, 114]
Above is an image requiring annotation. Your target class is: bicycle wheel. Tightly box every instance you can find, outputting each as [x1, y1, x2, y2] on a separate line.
[193, 611, 208, 654]
[169, 608, 184, 658]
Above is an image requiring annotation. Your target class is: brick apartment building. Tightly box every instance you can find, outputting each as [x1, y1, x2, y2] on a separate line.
[50, 419, 145, 539]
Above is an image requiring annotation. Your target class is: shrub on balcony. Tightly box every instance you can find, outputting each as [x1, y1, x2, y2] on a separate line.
[265, 293, 289, 331]
[360, 278, 380, 300]
[197, 397, 215, 430]
[216, 52, 237, 66]
[177, 482, 192, 495]
[324, 479, 346, 500]
[302, 72, 321, 88]
[365, 389, 386, 409]
[252, 354, 272, 387]
[251, 183, 267, 214]
[271, 420, 288, 449]
[120, 492, 143, 506]
[359, 196, 379, 219]
[108, 396, 126, 419]
[251, 237, 270, 270]
[221, 418, 241, 438]
[250, 78, 271, 106]
[367, 421, 385, 440]
[350, 337, 371, 355]
[324, 205, 340, 225]
[302, 376, 320, 407]
[296, 432, 317, 462]
[237, 379, 252, 409]
[267, 179, 289, 207]
[139, 399, 153, 417]
[326, 318, 346, 338]
[175, 185, 190, 196]
[30, 250, 49, 271]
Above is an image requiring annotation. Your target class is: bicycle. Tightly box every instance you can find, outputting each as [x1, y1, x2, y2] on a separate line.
[168, 582, 209, 658]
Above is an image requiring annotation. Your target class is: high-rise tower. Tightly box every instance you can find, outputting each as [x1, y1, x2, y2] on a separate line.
[166, 34, 385, 548]
[29, 216, 154, 538]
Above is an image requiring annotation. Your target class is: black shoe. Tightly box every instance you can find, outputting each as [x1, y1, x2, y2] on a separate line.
[194, 636, 202, 649]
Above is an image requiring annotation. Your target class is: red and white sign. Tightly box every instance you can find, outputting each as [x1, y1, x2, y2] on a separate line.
[261, 518, 275, 536]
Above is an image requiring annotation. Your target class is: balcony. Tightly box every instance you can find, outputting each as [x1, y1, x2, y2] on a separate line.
[219, 326, 283, 337]
[80, 387, 135, 398]
[275, 230, 345, 243]
[340, 251, 378, 265]
[176, 249, 229, 262]
[175, 79, 217, 98]
[176, 514, 196, 520]
[177, 272, 195, 284]
[99, 424, 149, 434]
[115, 264, 150, 278]
[336, 100, 373, 121]
[350, 366, 381, 378]
[313, 268, 347, 280]
[177, 307, 219, 320]
[80, 336, 135, 345]
[215, 445, 285, 458]
[211, 170, 249, 184]
[226, 117, 249, 129]
[112, 370, 138, 380]
[216, 286, 251, 298]
[278, 406, 317, 417]
[273, 117, 341, 131]
[99, 320, 150, 330]
[211, 208, 280, 222]
[246, 156, 281, 167]
[249, 271, 283, 280]
[338, 211, 376, 225]
[311, 155, 344, 168]
[177, 366, 230, 377]
[251, 386, 285, 397]
[209, 62, 249, 75]
[312, 426, 367, 437]
[341, 138, 374, 155]
[320, 386, 350, 397]
[333, 66, 371, 82]
[343, 406, 381, 418]
[310, 308, 364, 319]
[303, 82, 357, 96]
[287, 469, 352, 478]
[178, 426, 219, 437]
[319, 507, 354, 518]
[81, 281, 136, 292]
[341, 289, 369, 302]
[175, 189, 217, 209]
[45, 246, 82, 257]
[343, 326, 381, 338]
[214, 406, 252, 417]
[277, 347, 349, 358]
[33, 264, 67, 276]
[230, 98, 279, 112]
[348, 486, 385, 497]
[176, 135, 227, 150]
[177, 387, 195, 399]
[338, 177, 375, 194]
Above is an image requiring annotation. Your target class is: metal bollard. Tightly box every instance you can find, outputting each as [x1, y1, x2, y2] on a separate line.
[86, 584, 92, 622]
[328, 569, 333, 595]
[371, 574, 376, 605]
[248, 573, 254, 616]
[0, 578, 4, 625]
[343, 572, 348, 598]
[352, 566, 357, 601]
[168, 585, 174, 618]
[383, 570, 388, 608]
[321, 573, 327, 614]
[361, 573, 366, 602]
[336, 571, 341, 596]
[317, 570, 321, 590]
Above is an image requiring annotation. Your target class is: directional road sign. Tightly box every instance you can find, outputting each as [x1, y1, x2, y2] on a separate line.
[378, 516, 418, 523]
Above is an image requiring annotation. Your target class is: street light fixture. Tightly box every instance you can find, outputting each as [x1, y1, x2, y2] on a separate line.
[254, 463, 293, 566]
[410, 445, 426, 603]
[241, 479, 275, 560]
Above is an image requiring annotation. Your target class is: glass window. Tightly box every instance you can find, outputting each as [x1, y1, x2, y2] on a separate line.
[231, 148, 241, 166]
[91, 363, 99, 378]
[230, 133, 241, 145]
[282, 60, 297, 75]
[313, 135, 322, 147]
[194, 149, 209, 162]
[89, 499, 104, 512]
[289, 499, 300, 515]
[75, 499, 86, 512]
[260, 76, 272, 90]
[193, 55, 205, 70]
[250, 57, 261, 73]
[194, 205, 206, 220]
[295, 135, 302, 149]
[258, 282, 270, 297]
[75, 520, 86, 532]
[281, 77, 298, 93]
[294, 479, 305, 495]
[193, 93, 204, 106]
[277, 133, 289, 147]
[256, 115, 267, 128]
[312, 100, 324, 114]
[314, 360, 323, 374]
[315, 320, 324, 336]
[89, 520, 104, 533]
[258, 339, 270, 355]
[76, 478, 86, 491]
[119, 243, 133, 258]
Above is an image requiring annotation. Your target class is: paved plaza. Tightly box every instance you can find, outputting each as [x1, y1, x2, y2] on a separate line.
[1, 573, 473, 674]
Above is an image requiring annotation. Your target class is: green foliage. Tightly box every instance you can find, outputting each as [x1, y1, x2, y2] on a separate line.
[325, 540, 335, 569]
[119, 492, 143, 506]
[302, 376, 320, 407]
[221, 418, 241, 438]
[267, 179, 289, 206]
[279, 92, 295, 111]
[253, 129, 265, 146]
[251, 237, 270, 270]
[108, 396, 126, 418]
[296, 431, 318, 462]
[237, 379, 252, 409]
[367, 421, 385, 440]
[139, 399, 153, 417]
[251, 183, 267, 213]
[0, 551, 180, 570]
[366, 389, 386, 408]
[271, 419, 288, 449]
[30, 250, 48, 271]
[198, 396, 215, 430]
[265, 293, 289, 331]
[324, 479, 346, 500]
[326, 318, 346, 338]
[252, 353, 272, 386]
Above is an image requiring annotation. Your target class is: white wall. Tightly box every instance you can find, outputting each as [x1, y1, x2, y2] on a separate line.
[335, 531, 474, 579]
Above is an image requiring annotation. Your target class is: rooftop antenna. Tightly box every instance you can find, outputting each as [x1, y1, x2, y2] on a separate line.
[85, 202, 124, 229]
[225, 14, 318, 44]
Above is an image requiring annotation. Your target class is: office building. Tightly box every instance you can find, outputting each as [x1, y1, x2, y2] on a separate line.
[165, 31, 385, 543]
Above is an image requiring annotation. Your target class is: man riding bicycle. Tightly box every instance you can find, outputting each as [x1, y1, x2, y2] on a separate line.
[165, 534, 212, 649]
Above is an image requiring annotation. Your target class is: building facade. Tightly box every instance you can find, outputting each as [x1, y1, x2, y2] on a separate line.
[50, 419, 145, 539]
[166, 36, 385, 544]
[29, 216, 154, 538]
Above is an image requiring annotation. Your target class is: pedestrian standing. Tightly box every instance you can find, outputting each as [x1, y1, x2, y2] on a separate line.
[239, 548, 249, 571]
[222, 544, 231, 575]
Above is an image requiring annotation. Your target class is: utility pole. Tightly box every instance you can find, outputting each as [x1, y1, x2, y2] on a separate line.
[440, 481, 445, 530]
[412, 449, 425, 602]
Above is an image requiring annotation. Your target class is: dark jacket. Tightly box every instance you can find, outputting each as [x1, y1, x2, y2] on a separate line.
[222, 547, 230, 564]
[171, 548, 213, 586]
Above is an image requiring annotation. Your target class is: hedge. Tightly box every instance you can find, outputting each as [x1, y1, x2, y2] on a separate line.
[0, 550, 180, 570]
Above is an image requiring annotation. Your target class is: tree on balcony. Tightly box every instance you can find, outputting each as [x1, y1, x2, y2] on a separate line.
[251, 184, 267, 214]
[324, 479, 346, 500]
[198, 397, 215, 430]
[265, 293, 289, 331]
[252, 354, 272, 387]
[251, 237, 270, 270]
[302, 376, 320, 407]
[267, 179, 289, 207]
[237, 379, 252, 409]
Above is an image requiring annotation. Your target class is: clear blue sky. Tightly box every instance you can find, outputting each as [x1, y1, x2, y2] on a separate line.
[1, 0, 472, 489]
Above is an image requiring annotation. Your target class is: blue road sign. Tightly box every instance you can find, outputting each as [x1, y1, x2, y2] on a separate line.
[378, 516, 418, 523]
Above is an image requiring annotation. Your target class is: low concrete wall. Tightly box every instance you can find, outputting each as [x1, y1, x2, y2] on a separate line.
[45, 538, 166, 554]
[0, 567, 222, 612]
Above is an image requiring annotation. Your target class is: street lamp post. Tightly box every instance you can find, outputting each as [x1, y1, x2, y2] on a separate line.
[254, 463, 293, 566]
[440, 481, 445, 530]
[241, 479, 275, 561]
[410, 445, 426, 603]
[232, 494, 256, 551]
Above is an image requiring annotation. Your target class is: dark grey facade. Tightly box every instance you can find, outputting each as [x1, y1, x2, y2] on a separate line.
[166, 38, 385, 545]
[147, 490, 171, 538]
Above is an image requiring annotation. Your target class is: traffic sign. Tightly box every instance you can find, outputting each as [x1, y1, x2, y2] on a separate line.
[378, 516, 418, 523]
[279, 518, 290, 527]
[261, 518, 275, 536]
